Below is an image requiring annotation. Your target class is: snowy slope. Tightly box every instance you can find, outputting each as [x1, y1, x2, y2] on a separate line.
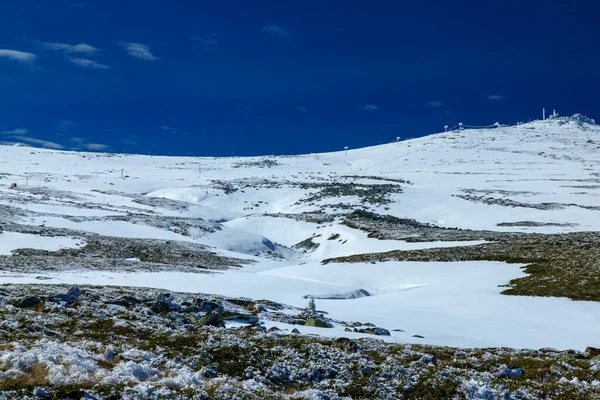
[2, 114, 600, 349]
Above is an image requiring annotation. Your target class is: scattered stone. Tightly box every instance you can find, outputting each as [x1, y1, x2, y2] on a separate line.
[493, 365, 524, 378]
[335, 337, 361, 352]
[305, 317, 330, 328]
[14, 295, 42, 308]
[106, 295, 141, 307]
[585, 346, 600, 358]
[48, 286, 80, 303]
[151, 292, 172, 314]
[416, 355, 437, 366]
[200, 300, 222, 313]
[198, 311, 225, 328]
[373, 327, 391, 336]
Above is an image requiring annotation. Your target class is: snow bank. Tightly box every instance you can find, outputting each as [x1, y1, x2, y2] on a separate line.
[0, 232, 83, 255]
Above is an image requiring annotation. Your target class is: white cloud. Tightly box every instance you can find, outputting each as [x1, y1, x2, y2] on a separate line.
[69, 58, 110, 69]
[123, 137, 137, 146]
[296, 106, 308, 112]
[360, 104, 379, 111]
[68, 137, 109, 151]
[0, 50, 37, 63]
[57, 119, 76, 136]
[261, 25, 292, 38]
[83, 143, 109, 151]
[8, 135, 64, 149]
[191, 34, 221, 48]
[2, 128, 29, 135]
[487, 94, 505, 101]
[426, 100, 444, 108]
[39, 42, 97, 55]
[160, 126, 177, 133]
[119, 42, 157, 61]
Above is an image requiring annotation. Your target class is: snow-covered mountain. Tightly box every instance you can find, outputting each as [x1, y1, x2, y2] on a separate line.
[2, 114, 600, 350]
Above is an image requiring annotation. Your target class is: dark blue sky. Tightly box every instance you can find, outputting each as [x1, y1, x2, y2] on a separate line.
[0, 1, 598, 156]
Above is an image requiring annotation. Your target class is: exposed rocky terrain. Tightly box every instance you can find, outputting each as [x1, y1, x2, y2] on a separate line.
[2, 285, 600, 400]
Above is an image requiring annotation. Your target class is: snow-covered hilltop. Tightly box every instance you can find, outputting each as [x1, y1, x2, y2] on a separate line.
[2, 115, 600, 346]
[3, 115, 600, 398]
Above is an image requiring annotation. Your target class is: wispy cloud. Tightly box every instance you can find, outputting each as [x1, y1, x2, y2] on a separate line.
[8, 135, 64, 149]
[39, 42, 97, 55]
[69, 137, 109, 152]
[123, 136, 137, 146]
[83, 143, 109, 151]
[487, 94, 505, 101]
[119, 42, 157, 61]
[1, 128, 29, 135]
[359, 104, 379, 111]
[296, 106, 308, 112]
[57, 119, 76, 136]
[426, 100, 444, 108]
[261, 25, 292, 38]
[191, 33, 221, 49]
[0, 49, 37, 64]
[69, 58, 110, 69]
[160, 126, 177, 133]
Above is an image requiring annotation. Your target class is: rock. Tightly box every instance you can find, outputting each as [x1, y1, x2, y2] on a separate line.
[412, 335, 425, 338]
[493, 365, 524, 379]
[292, 328, 300, 334]
[416, 355, 437, 366]
[197, 312, 225, 328]
[268, 326, 281, 332]
[107, 296, 141, 307]
[48, 286, 80, 303]
[14, 296, 42, 308]
[354, 326, 391, 336]
[584, 347, 600, 358]
[200, 300, 222, 313]
[373, 327, 391, 336]
[151, 293, 171, 314]
[201, 365, 217, 378]
[255, 304, 268, 312]
[305, 317, 330, 328]
[181, 305, 202, 313]
[335, 337, 361, 352]
[239, 323, 266, 332]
